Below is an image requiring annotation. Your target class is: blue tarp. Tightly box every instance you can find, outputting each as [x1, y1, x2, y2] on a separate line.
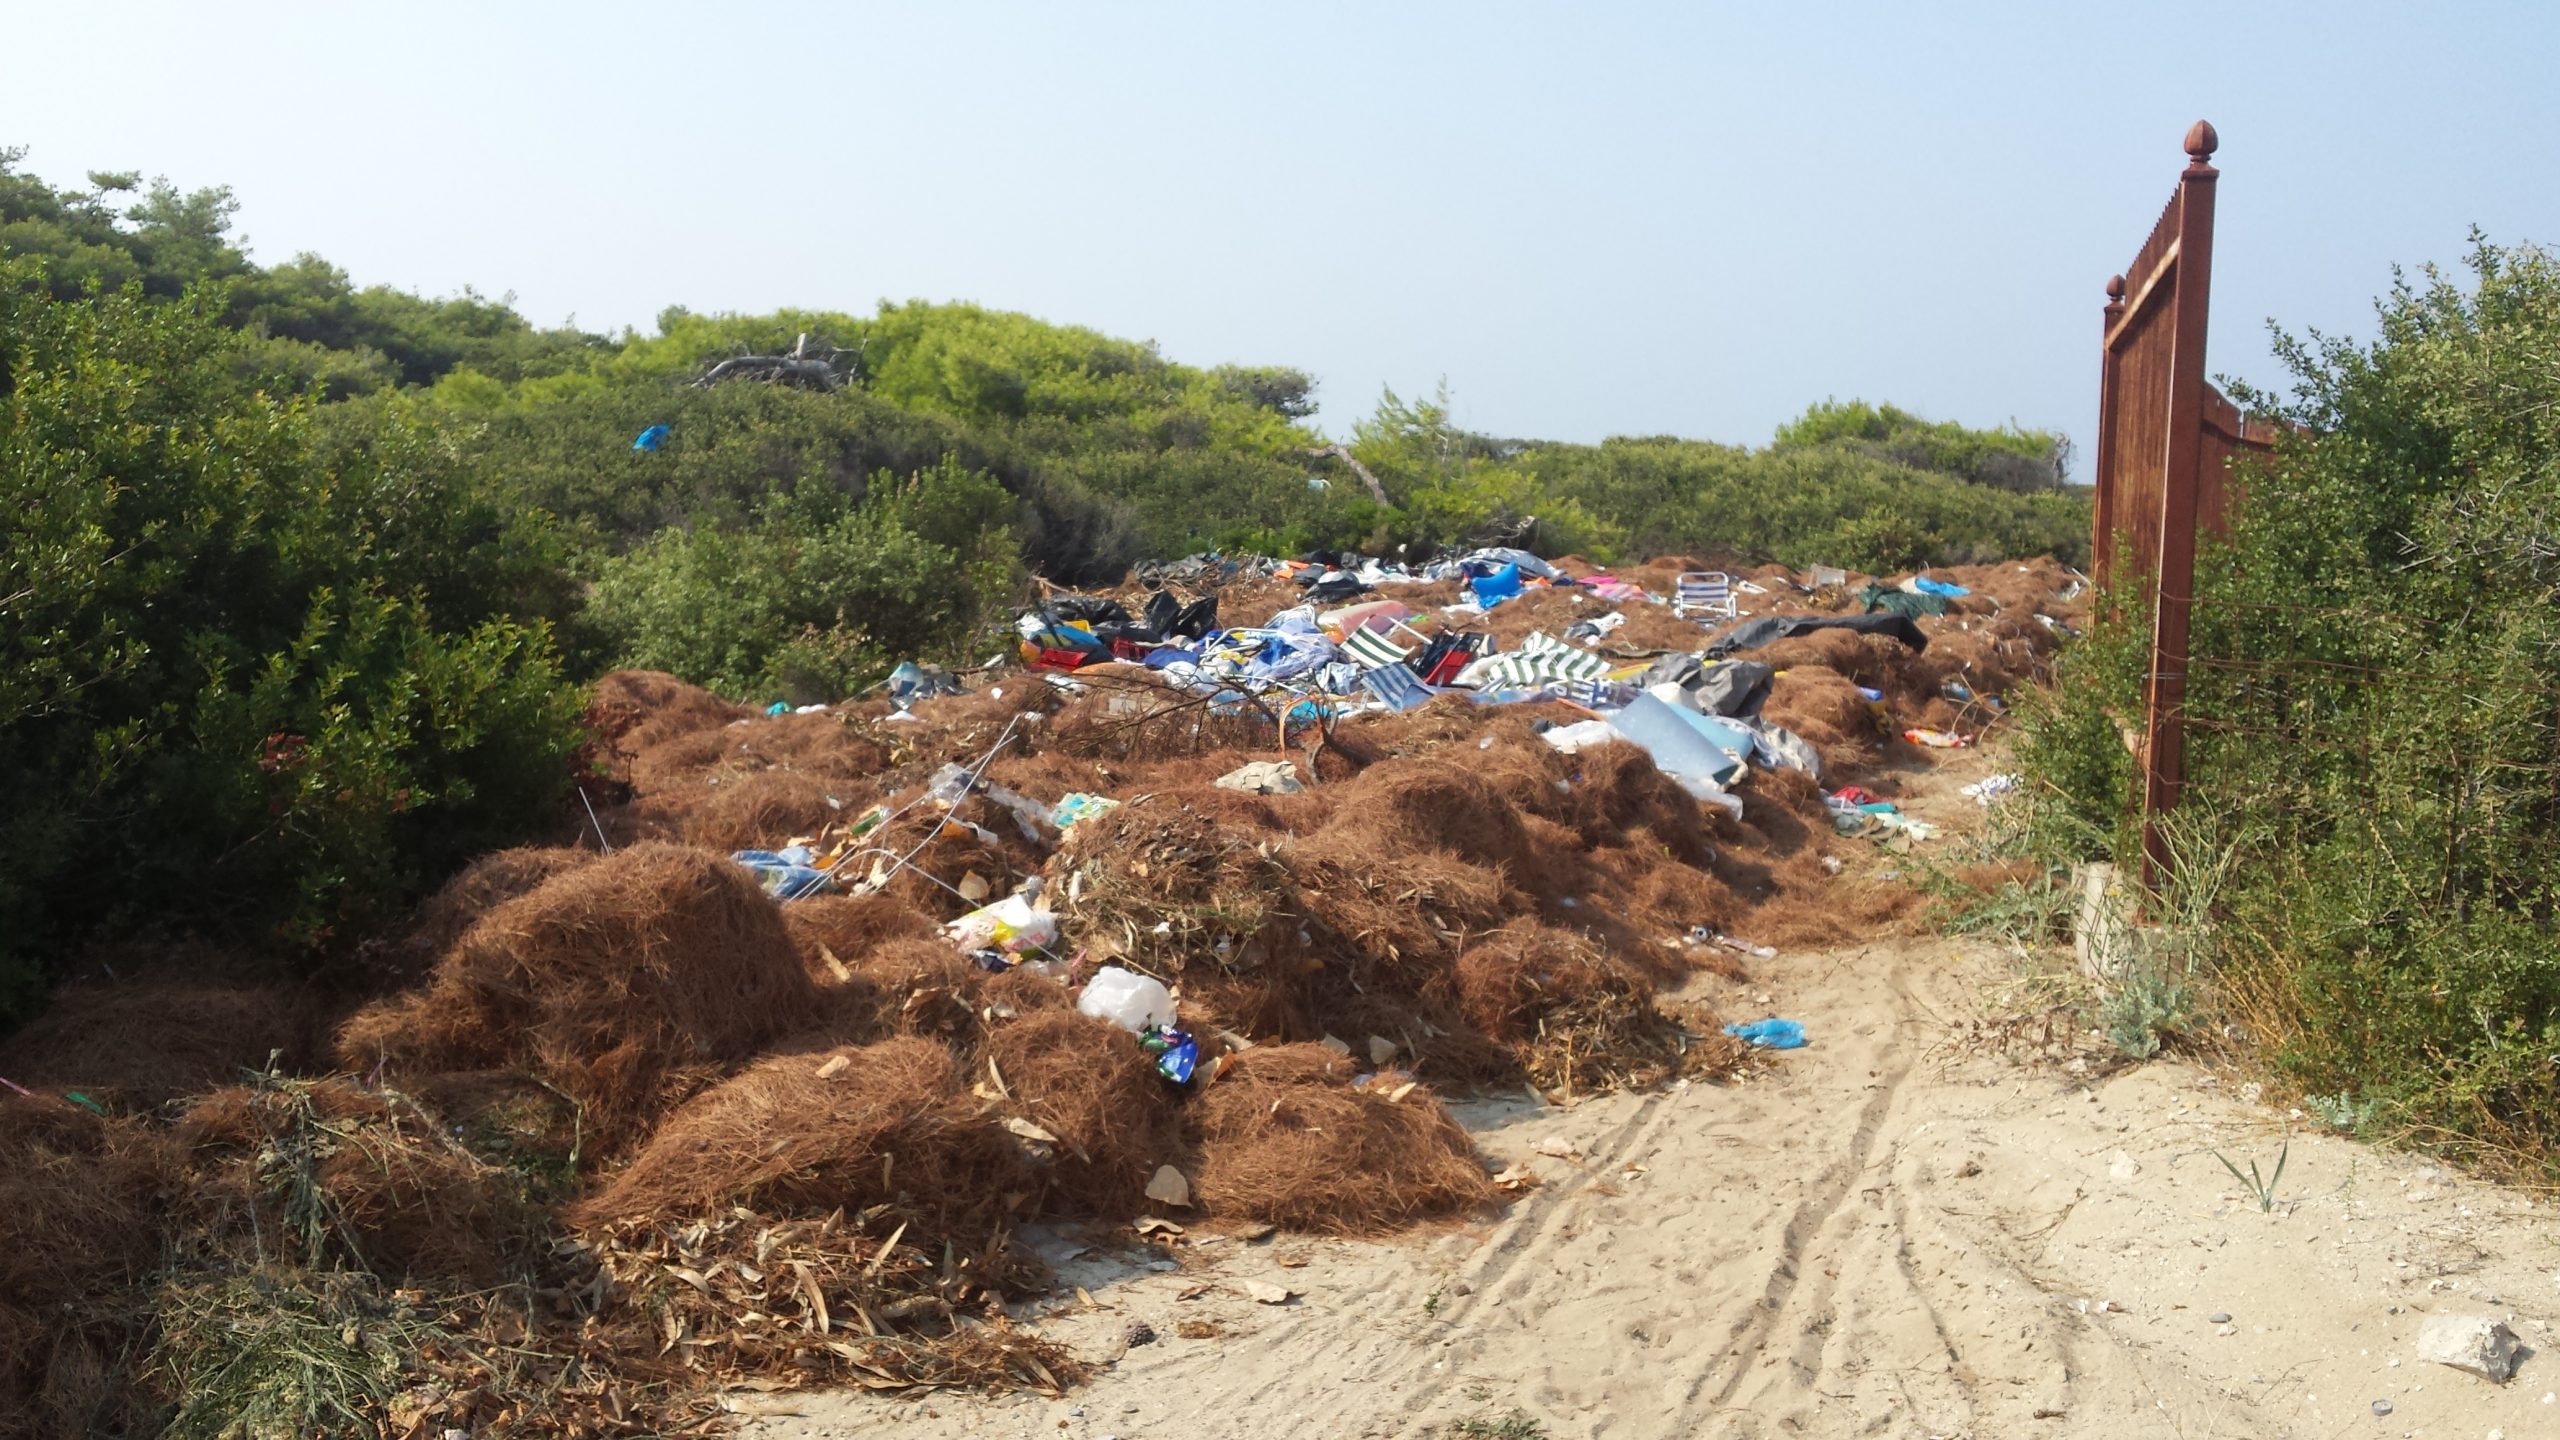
[1470, 563, 1523, 607]
[1607, 691, 1748, 787]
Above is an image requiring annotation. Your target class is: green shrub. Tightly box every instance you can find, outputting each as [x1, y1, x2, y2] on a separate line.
[0, 262, 579, 1016]
[584, 460, 1022, 702]
[2016, 236, 2560, 1176]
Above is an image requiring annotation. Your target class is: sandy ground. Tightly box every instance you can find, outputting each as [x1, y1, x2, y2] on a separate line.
[746, 766, 2560, 1440]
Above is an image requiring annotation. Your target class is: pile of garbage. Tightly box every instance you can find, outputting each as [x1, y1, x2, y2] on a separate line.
[0, 550, 2087, 1434]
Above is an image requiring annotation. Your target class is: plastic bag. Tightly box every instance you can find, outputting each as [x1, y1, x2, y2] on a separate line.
[943, 895, 1059, 954]
[1078, 965, 1177, 1034]
[1724, 1018, 1807, 1049]
[1052, 793, 1120, 829]
[733, 848, 831, 900]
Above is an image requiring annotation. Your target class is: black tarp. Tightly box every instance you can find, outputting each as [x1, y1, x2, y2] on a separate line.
[1298, 572, 1372, 603]
[1706, 612, 1929, 657]
[1141, 590, 1220, 640]
[1644, 655, 1776, 719]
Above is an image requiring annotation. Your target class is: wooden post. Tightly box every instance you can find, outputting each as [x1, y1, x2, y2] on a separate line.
[2092, 273, 2127, 587]
[2139, 120, 2220, 887]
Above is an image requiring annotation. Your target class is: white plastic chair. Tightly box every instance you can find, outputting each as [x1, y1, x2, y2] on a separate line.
[1673, 571, 1737, 619]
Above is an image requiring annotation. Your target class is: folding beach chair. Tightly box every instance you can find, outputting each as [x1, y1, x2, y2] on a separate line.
[1359, 660, 1433, 712]
[1673, 571, 1737, 620]
[1339, 623, 1414, 670]
[1413, 632, 1485, 686]
[1516, 630, 1612, 683]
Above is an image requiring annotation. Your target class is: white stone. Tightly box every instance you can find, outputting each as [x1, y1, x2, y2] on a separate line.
[2416, 1314, 2525, 1383]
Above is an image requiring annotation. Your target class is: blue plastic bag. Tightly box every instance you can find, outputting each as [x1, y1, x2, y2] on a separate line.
[1723, 1017, 1807, 1049]
[1911, 576, 1969, 598]
[1470, 563, 1523, 607]
[633, 424, 671, 452]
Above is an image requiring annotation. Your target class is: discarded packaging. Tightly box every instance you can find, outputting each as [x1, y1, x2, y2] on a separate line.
[1142, 1026, 1199, 1084]
[1214, 760, 1304, 796]
[1724, 1018, 1808, 1049]
[1052, 792, 1120, 829]
[1078, 966, 1177, 1034]
[731, 847, 832, 900]
[943, 894, 1060, 955]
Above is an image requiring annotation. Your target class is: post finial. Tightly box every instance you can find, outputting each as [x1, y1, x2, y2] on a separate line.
[2184, 120, 2219, 165]
[2106, 274, 2127, 304]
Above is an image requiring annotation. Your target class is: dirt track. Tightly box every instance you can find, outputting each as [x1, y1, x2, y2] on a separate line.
[749, 766, 2560, 1440]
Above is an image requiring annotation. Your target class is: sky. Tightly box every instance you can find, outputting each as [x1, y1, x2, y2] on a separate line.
[5, 2, 2556, 476]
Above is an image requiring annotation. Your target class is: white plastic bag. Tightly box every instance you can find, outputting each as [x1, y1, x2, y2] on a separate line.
[1078, 965, 1176, 1034]
[943, 894, 1059, 954]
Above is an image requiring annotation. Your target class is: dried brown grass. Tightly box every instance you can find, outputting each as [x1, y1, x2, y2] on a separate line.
[176, 1078, 545, 1287]
[1189, 1044, 1495, 1233]
[784, 892, 940, 979]
[333, 842, 816, 1153]
[0, 979, 321, 1111]
[0, 1097, 175, 1440]
[572, 1037, 1032, 1261]
[979, 1010, 1185, 1216]
[1058, 801, 1301, 976]
[406, 846, 596, 961]
[592, 669, 750, 774]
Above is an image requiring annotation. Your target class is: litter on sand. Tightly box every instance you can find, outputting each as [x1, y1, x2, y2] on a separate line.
[1723, 1018, 1809, 1049]
[0, 546, 2091, 1433]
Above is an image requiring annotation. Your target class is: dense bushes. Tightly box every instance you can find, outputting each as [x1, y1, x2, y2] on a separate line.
[0, 262, 580, 1019]
[2017, 237, 2560, 1174]
[1, 147, 2096, 1019]
[585, 462, 1023, 702]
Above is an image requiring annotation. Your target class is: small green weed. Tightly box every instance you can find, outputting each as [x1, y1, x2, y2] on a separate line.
[2213, 1134, 2290, 1213]
[150, 1270, 436, 1440]
[2306, 1091, 2384, 1136]
[2102, 967, 2195, 1059]
[1447, 1413, 1547, 1440]
[1423, 1288, 1442, 1317]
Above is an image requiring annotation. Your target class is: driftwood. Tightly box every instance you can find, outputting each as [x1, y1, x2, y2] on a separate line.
[1303, 445, 1391, 506]
[694, 333, 860, 392]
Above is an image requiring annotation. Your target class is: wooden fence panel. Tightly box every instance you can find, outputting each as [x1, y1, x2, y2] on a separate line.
[2089, 121, 2274, 886]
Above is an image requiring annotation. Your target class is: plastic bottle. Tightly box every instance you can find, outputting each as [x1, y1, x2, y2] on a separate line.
[925, 762, 973, 804]
[1077, 966, 1177, 1034]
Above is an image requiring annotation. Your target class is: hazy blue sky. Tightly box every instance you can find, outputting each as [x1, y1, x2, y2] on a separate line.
[6, 3, 2555, 473]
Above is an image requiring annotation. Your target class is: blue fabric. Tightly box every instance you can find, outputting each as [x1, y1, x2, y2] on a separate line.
[633, 424, 672, 452]
[1911, 576, 1970, 597]
[1724, 1018, 1807, 1049]
[1470, 563, 1524, 606]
